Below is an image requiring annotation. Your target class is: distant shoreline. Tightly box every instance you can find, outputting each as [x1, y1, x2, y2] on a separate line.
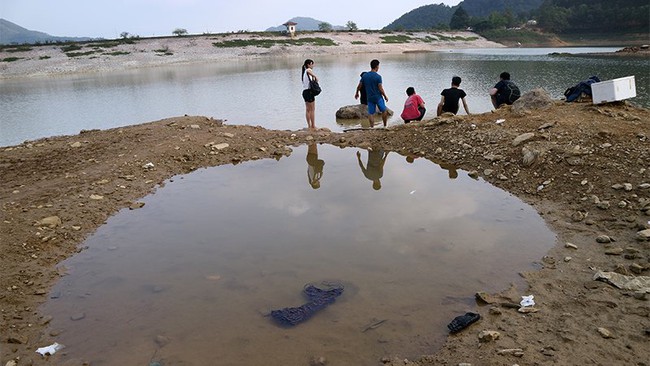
[0, 31, 504, 79]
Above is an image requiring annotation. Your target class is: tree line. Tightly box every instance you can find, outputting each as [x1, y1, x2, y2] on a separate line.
[387, 0, 648, 35]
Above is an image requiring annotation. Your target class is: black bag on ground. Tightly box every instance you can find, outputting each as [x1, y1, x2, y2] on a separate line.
[564, 76, 600, 102]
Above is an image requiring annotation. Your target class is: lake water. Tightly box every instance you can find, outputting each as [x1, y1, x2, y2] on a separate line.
[1, 47, 648, 147]
[42, 144, 555, 365]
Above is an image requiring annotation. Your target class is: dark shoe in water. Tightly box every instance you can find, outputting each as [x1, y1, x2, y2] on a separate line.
[447, 312, 480, 333]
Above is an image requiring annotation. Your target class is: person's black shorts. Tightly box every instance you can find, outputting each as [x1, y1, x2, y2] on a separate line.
[302, 89, 315, 103]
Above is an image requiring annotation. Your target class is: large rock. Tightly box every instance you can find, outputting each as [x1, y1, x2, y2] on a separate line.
[512, 88, 554, 116]
[335, 104, 394, 119]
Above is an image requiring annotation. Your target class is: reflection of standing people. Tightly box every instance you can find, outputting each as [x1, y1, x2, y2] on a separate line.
[437, 76, 470, 116]
[302, 59, 319, 129]
[400, 87, 426, 123]
[489, 72, 520, 109]
[356, 149, 388, 190]
[355, 59, 388, 128]
[306, 143, 324, 189]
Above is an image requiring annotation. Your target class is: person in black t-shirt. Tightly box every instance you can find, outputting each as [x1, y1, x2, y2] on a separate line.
[437, 76, 470, 116]
[489, 72, 520, 108]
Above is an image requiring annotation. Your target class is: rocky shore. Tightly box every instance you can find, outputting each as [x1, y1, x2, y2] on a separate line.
[1, 33, 649, 365]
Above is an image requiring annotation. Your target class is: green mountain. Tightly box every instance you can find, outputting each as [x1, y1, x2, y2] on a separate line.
[385, 4, 455, 30]
[265, 17, 345, 32]
[384, 0, 544, 30]
[0, 18, 92, 45]
[462, 0, 544, 17]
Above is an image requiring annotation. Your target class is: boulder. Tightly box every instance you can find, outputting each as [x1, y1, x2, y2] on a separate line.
[512, 88, 554, 115]
[336, 104, 394, 119]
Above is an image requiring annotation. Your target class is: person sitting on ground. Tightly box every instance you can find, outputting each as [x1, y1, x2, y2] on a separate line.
[437, 76, 470, 116]
[489, 72, 520, 108]
[400, 87, 426, 123]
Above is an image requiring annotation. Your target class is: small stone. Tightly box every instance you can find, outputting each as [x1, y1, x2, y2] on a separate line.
[70, 141, 82, 148]
[489, 307, 503, 315]
[639, 183, 650, 189]
[89, 194, 104, 200]
[478, 330, 500, 342]
[596, 235, 612, 243]
[629, 263, 644, 274]
[213, 143, 229, 150]
[222, 132, 234, 138]
[484, 169, 493, 176]
[564, 256, 572, 262]
[565, 242, 578, 249]
[5, 360, 17, 366]
[70, 312, 86, 321]
[497, 348, 524, 357]
[633, 291, 648, 300]
[636, 229, 650, 241]
[154, 335, 170, 347]
[467, 171, 479, 179]
[129, 202, 145, 210]
[71, 226, 81, 231]
[604, 248, 624, 255]
[189, 124, 200, 129]
[38, 216, 61, 228]
[512, 132, 535, 146]
[597, 327, 614, 339]
[596, 201, 610, 210]
[623, 183, 633, 191]
[309, 356, 327, 366]
[518, 307, 539, 313]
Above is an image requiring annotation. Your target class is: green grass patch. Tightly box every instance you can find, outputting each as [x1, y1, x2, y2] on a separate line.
[89, 41, 121, 49]
[380, 35, 412, 43]
[61, 44, 83, 52]
[103, 51, 130, 56]
[3, 45, 33, 53]
[65, 50, 98, 57]
[351, 41, 366, 45]
[212, 37, 336, 48]
[2, 57, 23, 62]
[479, 29, 553, 46]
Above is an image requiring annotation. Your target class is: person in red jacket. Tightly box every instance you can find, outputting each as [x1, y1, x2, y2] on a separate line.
[400, 87, 426, 123]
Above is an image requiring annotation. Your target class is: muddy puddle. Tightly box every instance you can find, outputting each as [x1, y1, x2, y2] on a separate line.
[41, 144, 555, 365]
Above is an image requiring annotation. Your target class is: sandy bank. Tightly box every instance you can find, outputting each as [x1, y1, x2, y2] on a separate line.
[0, 31, 503, 79]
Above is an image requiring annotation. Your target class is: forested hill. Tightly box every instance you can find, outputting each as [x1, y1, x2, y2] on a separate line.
[384, 4, 455, 30]
[461, 0, 544, 17]
[384, 0, 647, 35]
[537, 0, 650, 33]
[385, 0, 543, 30]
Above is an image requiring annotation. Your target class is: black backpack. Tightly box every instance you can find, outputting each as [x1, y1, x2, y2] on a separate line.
[505, 81, 521, 104]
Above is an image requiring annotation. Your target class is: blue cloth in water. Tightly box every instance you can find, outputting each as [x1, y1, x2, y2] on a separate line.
[270, 283, 344, 326]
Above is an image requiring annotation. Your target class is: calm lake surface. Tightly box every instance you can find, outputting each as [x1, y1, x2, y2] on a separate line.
[1, 47, 648, 147]
[42, 144, 555, 365]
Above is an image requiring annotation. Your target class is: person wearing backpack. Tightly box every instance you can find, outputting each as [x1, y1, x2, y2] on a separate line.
[489, 72, 520, 108]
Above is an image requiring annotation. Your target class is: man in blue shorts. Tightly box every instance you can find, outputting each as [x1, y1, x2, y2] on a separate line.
[355, 59, 389, 127]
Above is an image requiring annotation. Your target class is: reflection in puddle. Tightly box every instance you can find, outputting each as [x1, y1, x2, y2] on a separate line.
[42, 144, 555, 365]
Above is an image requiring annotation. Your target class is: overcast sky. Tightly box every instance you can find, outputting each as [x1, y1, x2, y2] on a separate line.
[2, 0, 462, 39]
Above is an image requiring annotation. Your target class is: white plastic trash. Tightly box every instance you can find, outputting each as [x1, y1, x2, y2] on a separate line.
[520, 295, 535, 307]
[36, 342, 64, 356]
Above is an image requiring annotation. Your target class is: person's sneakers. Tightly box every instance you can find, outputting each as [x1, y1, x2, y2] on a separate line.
[447, 312, 481, 333]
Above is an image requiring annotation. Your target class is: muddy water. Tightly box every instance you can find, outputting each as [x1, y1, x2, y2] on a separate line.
[42, 144, 555, 365]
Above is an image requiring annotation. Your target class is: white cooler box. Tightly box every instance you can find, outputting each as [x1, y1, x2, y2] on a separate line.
[591, 76, 636, 104]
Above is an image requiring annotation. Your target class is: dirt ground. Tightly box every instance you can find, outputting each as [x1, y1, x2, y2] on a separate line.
[1, 92, 649, 365]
